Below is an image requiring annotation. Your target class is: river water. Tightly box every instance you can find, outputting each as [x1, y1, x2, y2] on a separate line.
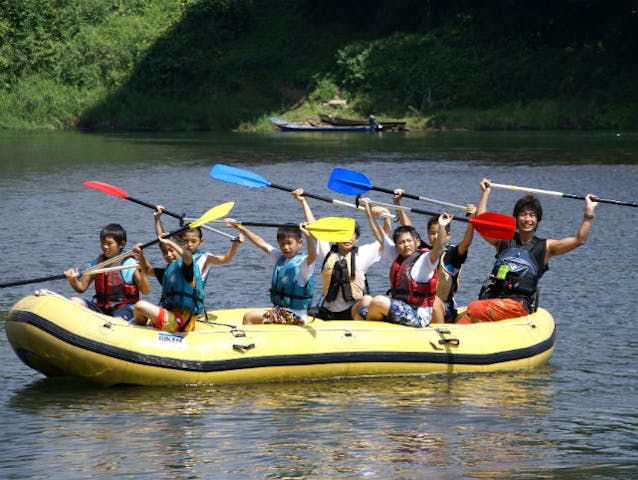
[1, 129, 637, 479]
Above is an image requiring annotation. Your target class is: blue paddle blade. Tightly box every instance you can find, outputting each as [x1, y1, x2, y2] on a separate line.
[327, 167, 374, 195]
[210, 164, 271, 188]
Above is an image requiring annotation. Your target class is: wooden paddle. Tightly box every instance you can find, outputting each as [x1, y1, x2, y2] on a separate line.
[0, 202, 234, 289]
[209, 164, 396, 219]
[366, 199, 516, 240]
[489, 182, 638, 208]
[83, 181, 238, 240]
[327, 167, 467, 211]
[215, 217, 356, 242]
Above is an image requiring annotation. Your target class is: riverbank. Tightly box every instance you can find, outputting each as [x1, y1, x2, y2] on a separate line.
[1, 1, 636, 132]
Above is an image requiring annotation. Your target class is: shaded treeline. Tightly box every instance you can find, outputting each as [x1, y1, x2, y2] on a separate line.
[0, 0, 636, 130]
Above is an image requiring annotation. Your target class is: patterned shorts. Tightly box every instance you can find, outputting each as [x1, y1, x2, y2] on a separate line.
[387, 299, 431, 328]
[263, 306, 305, 325]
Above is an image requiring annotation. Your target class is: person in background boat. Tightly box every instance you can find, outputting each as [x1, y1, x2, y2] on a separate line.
[354, 198, 452, 326]
[228, 219, 316, 325]
[393, 189, 478, 321]
[457, 178, 599, 323]
[132, 234, 203, 333]
[154, 205, 243, 286]
[368, 115, 380, 131]
[64, 223, 150, 321]
[291, 188, 391, 320]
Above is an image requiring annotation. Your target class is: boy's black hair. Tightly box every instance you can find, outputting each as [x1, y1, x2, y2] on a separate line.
[427, 215, 451, 233]
[100, 223, 127, 243]
[392, 225, 420, 244]
[276, 224, 303, 241]
[513, 195, 543, 223]
[181, 227, 203, 239]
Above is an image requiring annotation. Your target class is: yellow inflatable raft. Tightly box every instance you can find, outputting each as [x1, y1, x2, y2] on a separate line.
[5, 290, 556, 387]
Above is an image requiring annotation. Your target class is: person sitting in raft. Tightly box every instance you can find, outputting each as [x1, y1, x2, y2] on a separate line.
[139, 206, 243, 288]
[457, 178, 598, 323]
[291, 188, 391, 320]
[64, 223, 150, 321]
[155, 205, 243, 286]
[132, 234, 203, 333]
[228, 220, 316, 325]
[393, 189, 478, 322]
[354, 197, 452, 326]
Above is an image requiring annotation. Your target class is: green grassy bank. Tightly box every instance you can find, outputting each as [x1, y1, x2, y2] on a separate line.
[1, 0, 636, 131]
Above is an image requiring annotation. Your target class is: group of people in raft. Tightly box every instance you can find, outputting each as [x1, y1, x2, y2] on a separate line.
[63, 178, 598, 333]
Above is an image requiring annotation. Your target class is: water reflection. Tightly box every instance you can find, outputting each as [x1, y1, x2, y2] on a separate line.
[5, 372, 560, 478]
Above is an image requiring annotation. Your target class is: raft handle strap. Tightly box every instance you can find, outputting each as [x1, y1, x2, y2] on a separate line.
[233, 343, 255, 353]
[438, 338, 460, 346]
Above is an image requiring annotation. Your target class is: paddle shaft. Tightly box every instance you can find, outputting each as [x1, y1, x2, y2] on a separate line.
[368, 199, 471, 224]
[0, 202, 233, 289]
[124, 195, 237, 240]
[0, 261, 139, 289]
[490, 183, 638, 208]
[83, 181, 236, 239]
[267, 182, 396, 219]
[365, 184, 466, 211]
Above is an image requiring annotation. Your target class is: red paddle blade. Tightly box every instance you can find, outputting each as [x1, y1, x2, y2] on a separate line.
[469, 212, 516, 240]
[82, 181, 129, 199]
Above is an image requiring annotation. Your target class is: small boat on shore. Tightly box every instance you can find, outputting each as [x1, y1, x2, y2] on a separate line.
[318, 114, 407, 131]
[271, 117, 377, 132]
[6, 290, 556, 387]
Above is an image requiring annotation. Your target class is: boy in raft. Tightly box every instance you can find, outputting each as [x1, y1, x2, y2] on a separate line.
[154, 206, 243, 286]
[64, 223, 150, 321]
[132, 234, 203, 333]
[457, 178, 598, 323]
[355, 198, 452, 326]
[228, 219, 317, 325]
[291, 188, 391, 320]
[393, 189, 478, 321]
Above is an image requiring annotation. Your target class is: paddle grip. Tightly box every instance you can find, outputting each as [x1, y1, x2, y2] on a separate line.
[564, 193, 637, 207]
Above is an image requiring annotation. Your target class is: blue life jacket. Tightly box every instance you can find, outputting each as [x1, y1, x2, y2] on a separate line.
[270, 254, 314, 310]
[160, 257, 204, 315]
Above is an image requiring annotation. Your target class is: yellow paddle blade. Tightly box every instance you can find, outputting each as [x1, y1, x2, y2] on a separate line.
[306, 217, 355, 242]
[189, 202, 234, 228]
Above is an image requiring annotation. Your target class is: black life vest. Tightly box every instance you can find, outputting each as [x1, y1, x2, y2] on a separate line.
[321, 245, 359, 303]
[479, 235, 548, 311]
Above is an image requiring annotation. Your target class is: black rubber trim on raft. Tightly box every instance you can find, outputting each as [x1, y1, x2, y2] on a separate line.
[9, 309, 556, 373]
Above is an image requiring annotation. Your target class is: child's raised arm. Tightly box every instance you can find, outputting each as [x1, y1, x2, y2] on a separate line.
[292, 188, 316, 223]
[204, 234, 244, 266]
[300, 222, 317, 266]
[360, 197, 386, 246]
[227, 220, 271, 255]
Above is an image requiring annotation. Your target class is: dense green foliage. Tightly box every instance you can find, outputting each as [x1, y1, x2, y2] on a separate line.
[0, 0, 636, 130]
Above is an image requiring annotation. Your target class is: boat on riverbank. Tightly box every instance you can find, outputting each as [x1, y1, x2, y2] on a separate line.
[271, 117, 378, 132]
[5, 290, 556, 387]
[318, 114, 407, 131]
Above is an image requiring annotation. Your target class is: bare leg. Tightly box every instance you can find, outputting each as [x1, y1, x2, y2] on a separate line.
[430, 297, 445, 324]
[243, 309, 266, 325]
[366, 295, 391, 321]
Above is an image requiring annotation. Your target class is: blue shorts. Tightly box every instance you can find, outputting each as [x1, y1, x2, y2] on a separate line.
[82, 300, 134, 321]
[387, 299, 431, 328]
